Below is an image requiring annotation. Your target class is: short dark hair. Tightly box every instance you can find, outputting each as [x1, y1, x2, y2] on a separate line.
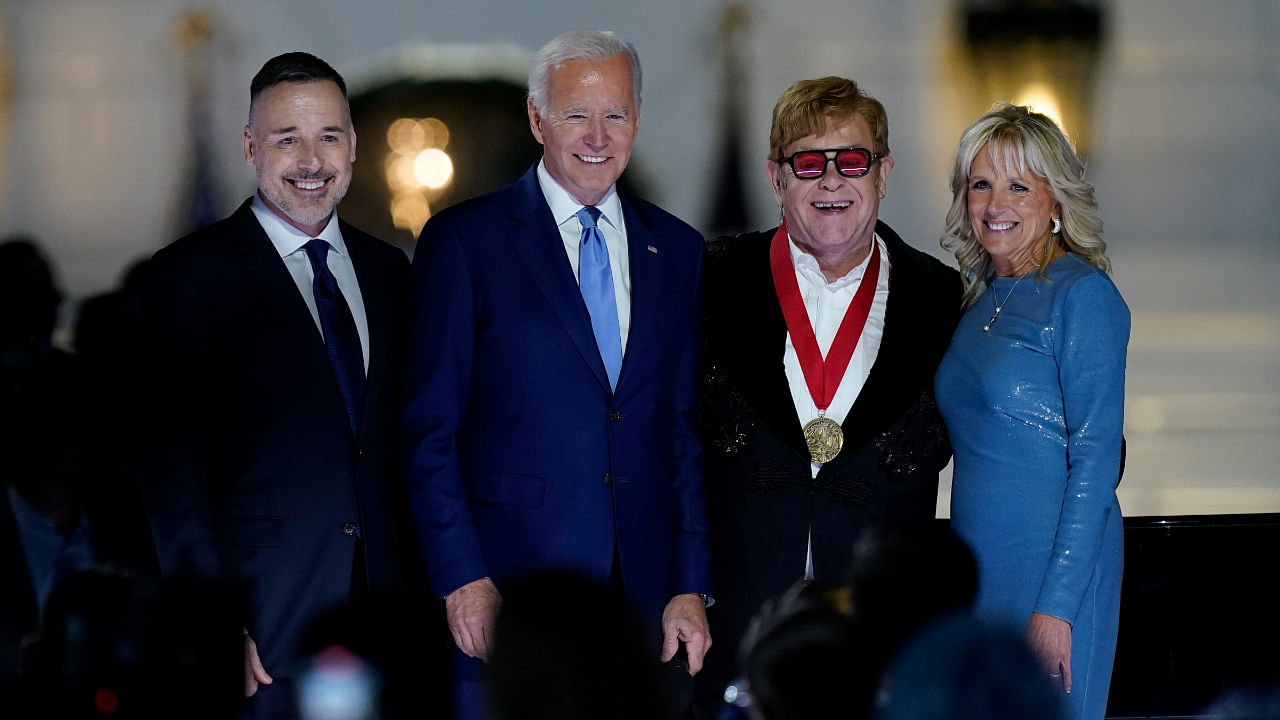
[249, 52, 347, 108]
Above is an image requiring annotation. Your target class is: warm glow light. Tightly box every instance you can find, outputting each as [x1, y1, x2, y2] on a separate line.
[387, 118, 426, 155]
[385, 154, 420, 191]
[1013, 82, 1066, 133]
[391, 191, 430, 236]
[385, 117, 455, 236]
[413, 148, 454, 189]
[420, 118, 450, 149]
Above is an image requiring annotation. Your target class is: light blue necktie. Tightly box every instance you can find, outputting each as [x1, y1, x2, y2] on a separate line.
[576, 206, 622, 390]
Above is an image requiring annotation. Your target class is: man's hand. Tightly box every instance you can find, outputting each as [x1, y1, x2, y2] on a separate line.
[661, 593, 711, 675]
[1026, 611, 1072, 693]
[244, 634, 273, 697]
[445, 578, 502, 662]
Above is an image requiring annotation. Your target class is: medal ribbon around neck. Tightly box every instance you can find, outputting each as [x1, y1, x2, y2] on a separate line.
[769, 219, 881, 462]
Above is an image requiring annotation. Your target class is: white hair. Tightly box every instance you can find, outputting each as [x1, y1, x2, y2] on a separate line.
[527, 30, 641, 114]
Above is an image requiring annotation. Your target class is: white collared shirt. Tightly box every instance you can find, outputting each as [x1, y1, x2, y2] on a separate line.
[783, 234, 892, 479]
[250, 194, 370, 372]
[536, 159, 632, 356]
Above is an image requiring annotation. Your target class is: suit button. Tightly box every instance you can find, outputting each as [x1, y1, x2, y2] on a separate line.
[342, 522, 357, 536]
[603, 472, 612, 486]
[608, 409, 622, 423]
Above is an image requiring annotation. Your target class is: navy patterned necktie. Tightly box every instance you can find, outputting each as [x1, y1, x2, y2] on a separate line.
[303, 238, 365, 436]
[576, 206, 622, 390]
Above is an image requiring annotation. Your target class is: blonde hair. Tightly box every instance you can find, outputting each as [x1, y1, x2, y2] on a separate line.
[768, 76, 888, 161]
[942, 104, 1108, 308]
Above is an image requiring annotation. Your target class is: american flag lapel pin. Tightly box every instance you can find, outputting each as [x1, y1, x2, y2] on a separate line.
[647, 245, 658, 254]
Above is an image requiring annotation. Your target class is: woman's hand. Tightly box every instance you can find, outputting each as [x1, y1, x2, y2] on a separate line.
[1026, 612, 1072, 693]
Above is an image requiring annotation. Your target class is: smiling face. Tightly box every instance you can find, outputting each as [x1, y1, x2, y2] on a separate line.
[527, 53, 638, 207]
[766, 114, 892, 279]
[244, 80, 356, 236]
[966, 143, 1060, 276]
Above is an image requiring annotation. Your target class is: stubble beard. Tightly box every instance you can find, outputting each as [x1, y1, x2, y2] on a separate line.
[261, 168, 352, 231]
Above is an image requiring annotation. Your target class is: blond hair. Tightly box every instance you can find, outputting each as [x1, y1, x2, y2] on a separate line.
[768, 76, 888, 161]
[942, 104, 1108, 308]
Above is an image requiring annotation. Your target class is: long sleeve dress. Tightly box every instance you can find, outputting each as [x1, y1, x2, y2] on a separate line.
[935, 252, 1130, 720]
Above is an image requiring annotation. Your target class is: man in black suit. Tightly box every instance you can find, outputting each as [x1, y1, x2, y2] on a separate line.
[696, 76, 962, 710]
[136, 52, 410, 717]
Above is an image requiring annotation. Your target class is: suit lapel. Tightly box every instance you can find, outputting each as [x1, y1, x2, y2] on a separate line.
[507, 167, 612, 393]
[717, 232, 808, 455]
[229, 201, 353, 436]
[345, 228, 391, 442]
[616, 193, 659, 393]
[837, 223, 930, 453]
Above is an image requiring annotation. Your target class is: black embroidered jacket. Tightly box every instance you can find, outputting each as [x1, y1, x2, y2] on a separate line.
[695, 221, 962, 702]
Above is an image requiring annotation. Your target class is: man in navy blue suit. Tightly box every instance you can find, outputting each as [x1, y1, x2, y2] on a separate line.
[137, 53, 411, 718]
[404, 30, 712, 717]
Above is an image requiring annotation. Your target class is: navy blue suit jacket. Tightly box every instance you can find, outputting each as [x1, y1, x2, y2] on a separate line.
[404, 166, 711, 630]
[136, 199, 410, 674]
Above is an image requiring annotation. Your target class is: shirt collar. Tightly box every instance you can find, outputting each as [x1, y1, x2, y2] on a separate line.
[7, 484, 91, 545]
[250, 192, 347, 259]
[536, 159, 623, 233]
[788, 232, 883, 289]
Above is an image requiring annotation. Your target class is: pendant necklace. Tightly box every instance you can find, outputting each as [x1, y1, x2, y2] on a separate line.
[983, 272, 1028, 332]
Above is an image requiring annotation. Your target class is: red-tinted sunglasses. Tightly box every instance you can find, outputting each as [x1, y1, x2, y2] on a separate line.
[780, 147, 883, 179]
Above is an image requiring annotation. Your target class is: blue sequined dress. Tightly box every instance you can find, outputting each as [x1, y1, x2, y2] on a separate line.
[935, 253, 1129, 720]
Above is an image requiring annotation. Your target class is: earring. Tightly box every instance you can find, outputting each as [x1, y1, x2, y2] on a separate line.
[1051, 217, 1062, 234]
[778, 204, 785, 224]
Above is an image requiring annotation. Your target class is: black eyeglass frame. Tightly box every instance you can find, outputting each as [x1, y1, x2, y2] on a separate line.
[778, 146, 884, 179]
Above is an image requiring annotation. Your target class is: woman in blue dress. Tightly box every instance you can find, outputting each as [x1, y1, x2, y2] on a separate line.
[934, 105, 1129, 720]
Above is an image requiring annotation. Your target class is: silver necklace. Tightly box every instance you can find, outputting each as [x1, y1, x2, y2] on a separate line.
[983, 273, 1028, 332]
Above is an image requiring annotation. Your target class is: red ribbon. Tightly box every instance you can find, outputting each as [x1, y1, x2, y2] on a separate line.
[769, 219, 881, 412]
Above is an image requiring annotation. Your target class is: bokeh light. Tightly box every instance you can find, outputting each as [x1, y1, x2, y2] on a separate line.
[1013, 82, 1066, 135]
[386, 118, 426, 155]
[413, 148, 454, 190]
[391, 191, 430, 236]
[420, 117, 450, 149]
[384, 155, 419, 192]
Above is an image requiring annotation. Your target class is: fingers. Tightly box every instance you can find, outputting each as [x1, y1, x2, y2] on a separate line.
[1025, 612, 1072, 692]
[445, 579, 501, 662]
[243, 635, 272, 698]
[449, 624, 476, 658]
[660, 594, 712, 675]
[448, 608, 493, 660]
[683, 630, 711, 675]
[659, 621, 681, 663]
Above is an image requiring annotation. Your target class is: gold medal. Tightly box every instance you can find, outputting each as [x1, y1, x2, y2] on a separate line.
[802, 415, 843, 464]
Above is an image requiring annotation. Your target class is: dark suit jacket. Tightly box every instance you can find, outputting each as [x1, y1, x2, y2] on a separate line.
[696, 222, 962, 699]
[403, 166, 712, 633]
[135, 199, 410, 674]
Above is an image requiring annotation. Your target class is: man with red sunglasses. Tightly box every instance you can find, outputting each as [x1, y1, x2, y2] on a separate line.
[696, 76, 962, 715]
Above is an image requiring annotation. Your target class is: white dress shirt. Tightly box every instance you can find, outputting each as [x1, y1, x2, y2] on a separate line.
[782, 234, 891, 581]
[536, 159, 633, 356]
[251, 194, 370, 372]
